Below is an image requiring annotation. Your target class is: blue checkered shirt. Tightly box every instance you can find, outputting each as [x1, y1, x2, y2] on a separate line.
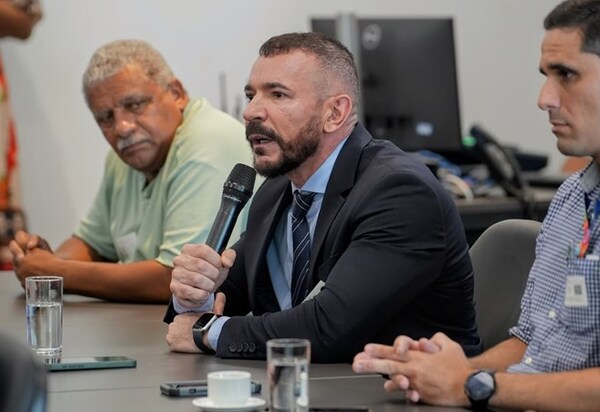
[508, 162, 600, 373]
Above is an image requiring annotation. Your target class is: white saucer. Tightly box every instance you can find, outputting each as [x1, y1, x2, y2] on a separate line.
[192, 397, 266, 412]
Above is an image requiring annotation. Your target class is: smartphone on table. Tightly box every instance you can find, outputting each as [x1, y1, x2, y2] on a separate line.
[46, 356, 137, 371]
[309, 409, 370, 412]
[160, 380, 262, 397]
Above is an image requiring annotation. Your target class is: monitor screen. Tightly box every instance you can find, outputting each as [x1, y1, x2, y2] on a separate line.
[311, 18, 463, 152]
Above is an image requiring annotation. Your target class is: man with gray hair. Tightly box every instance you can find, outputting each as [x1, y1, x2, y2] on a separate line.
[9, 39, 252, 303]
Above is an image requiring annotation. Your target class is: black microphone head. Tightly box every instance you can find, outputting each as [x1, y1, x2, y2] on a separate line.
[222, 163, 256, 205]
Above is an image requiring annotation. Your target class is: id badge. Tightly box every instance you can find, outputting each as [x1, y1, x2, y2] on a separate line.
[564, 275, 589, 307]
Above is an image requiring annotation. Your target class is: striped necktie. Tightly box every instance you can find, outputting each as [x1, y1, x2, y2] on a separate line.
[290, 190, 316, 306]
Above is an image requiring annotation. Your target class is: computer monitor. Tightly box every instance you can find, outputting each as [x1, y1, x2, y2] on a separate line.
[311, 18, 463, 152]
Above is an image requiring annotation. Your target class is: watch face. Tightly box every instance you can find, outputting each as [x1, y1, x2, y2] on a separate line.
[192, 313, 215, 331]
[467, 371, 495, 401]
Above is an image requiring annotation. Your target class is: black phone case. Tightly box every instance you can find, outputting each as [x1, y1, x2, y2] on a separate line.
[160, 380, 262, 397]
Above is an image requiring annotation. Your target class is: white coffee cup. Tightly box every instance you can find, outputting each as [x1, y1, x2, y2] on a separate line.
[207, 370, 251, 406]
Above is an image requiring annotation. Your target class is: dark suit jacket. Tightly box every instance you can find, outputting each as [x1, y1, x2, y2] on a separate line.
[166, 123, 481, 363]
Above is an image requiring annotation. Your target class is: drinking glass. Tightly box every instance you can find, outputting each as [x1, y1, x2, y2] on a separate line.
[267, 338, 310, 412]
[25, 276, 63, 360]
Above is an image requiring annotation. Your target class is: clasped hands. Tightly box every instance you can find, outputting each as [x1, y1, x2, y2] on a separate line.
[9, 230, 54, 287]
[166, 244, 236, 353]
[352, 332, 474, 407]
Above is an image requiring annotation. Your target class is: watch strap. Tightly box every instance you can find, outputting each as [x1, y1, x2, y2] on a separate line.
[470, 397, 491, 411]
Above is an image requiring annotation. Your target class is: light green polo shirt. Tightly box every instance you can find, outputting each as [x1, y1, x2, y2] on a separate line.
[74, 98, 253, 266]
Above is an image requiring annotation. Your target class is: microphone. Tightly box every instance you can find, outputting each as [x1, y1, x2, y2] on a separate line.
[205, 163, 256, 253]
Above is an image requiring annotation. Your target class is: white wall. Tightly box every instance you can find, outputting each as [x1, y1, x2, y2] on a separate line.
[2, 0, 562, 246]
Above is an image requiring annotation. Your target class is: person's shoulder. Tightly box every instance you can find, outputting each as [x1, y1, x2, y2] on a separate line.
[556, 171, 579, 190]
[350, 139, 455, 207]
[552, 171, 582, 203]
[170, 98, 251, 165]
[184, 98, 245, 135]
[103, 149, 127, 173]
[360, 139, 440, 184]
[175, 98, 245, 148]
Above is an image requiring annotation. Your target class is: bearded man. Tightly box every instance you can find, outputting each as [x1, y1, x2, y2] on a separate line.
[164, 32, 481, 363]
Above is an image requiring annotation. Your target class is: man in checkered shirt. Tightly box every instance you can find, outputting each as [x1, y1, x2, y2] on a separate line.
[352, 1, 600, 410]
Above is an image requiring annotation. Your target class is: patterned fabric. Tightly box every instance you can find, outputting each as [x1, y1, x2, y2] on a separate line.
[0, 0, 41, 268]
[0, 55, 25, 270]
[508, 162, 600, 373]
[291, 190, 315, 306]
[0, 57, 21, 209]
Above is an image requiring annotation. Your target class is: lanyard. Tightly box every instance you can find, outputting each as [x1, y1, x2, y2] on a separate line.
[578, 194, 600, 257]
[578, 212, 591, 258]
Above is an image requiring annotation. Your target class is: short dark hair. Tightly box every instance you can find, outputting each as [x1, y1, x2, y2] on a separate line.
[545, 0, 600, 57]
[259, 32, 360, 109]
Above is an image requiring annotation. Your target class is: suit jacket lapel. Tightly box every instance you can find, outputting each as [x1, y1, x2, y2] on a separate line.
[246, 178, 292, 311]
[310, 124, 372, 278]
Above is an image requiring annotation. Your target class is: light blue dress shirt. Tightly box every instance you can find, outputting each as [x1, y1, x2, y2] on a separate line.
[266, 138, 348, 310]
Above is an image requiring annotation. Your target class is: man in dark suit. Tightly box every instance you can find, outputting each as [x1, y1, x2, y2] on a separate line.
[164, 32, 481, 363]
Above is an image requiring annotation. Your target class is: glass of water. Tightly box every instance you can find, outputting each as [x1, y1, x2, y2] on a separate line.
[25, 276, 63, 360]
[267, 338, 310, 412]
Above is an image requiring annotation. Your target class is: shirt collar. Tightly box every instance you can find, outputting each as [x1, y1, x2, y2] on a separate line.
[579, 161, 600, 193]
[290, 136, 350, 195]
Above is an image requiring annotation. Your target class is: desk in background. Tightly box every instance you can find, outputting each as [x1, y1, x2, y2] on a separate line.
[0, 273, 459, 412]
[455, 187, 555, 246]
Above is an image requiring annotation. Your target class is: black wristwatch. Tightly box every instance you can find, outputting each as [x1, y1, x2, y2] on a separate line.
[192, 313, 220, 354]
[464, 369, 496, 411]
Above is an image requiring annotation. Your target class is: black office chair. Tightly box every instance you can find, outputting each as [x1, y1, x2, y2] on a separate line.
[0, 332, 47, 412]
[470, 219, 541, 350]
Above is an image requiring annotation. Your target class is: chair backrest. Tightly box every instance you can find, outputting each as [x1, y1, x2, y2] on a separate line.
[0, 332, 47, 412]
[470, 219, 541, 350]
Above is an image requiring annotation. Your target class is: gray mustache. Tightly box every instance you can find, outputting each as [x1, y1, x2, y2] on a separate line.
[117, 135, 149, 152]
